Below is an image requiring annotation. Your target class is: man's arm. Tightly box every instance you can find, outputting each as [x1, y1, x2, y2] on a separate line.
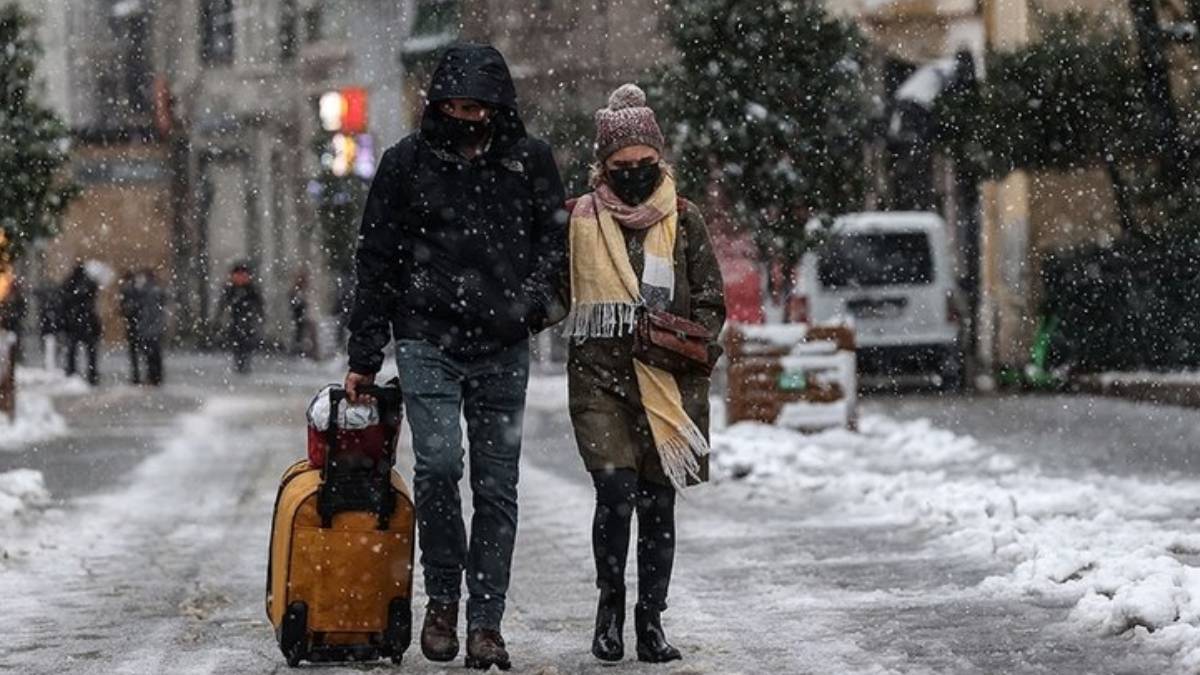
[347, 145, 406, 375]
[521, 140, 568, 333]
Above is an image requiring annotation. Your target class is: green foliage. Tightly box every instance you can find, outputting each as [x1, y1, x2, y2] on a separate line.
[938, 12, 1152, 176]
[0, 4, 77, 263]
[969, 11, 1200, 371]
[1042, 234, 1200, 371]
[651, 0, 871, 260]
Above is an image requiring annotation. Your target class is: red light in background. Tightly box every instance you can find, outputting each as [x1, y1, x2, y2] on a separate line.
[340, 87, 368, 135]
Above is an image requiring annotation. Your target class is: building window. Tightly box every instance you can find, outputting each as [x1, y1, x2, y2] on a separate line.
[412, 0, 460, 36]
[122, 11, 152, 114]
[280, 0, 298, 62]
[106, 1, 152, 118]
[200, 0, 235, 65]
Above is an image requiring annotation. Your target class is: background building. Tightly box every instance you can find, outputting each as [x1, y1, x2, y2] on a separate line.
[16, 0, 1193, 377]
[18, 0, 411, 347]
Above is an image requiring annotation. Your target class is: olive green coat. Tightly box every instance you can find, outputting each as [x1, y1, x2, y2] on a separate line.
[558, 196, 726, 487]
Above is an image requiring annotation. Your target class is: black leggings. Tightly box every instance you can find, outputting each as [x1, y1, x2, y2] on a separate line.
[591, 468, 676, 611]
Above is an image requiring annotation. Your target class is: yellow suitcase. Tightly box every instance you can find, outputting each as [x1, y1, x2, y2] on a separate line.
[266, 386, 414, 666]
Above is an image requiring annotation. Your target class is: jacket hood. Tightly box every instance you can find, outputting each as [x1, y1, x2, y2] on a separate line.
[421, 44, 526, 151]
[426, 44, 518, 108]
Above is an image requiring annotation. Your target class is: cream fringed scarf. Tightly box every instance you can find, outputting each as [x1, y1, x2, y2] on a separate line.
[562, 176, 709, 489]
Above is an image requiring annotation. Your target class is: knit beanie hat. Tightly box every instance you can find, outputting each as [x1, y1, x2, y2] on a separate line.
[594, 83, 665, 162]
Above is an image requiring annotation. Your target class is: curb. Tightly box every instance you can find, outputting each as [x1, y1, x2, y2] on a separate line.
[1073, 375, 1200, 408]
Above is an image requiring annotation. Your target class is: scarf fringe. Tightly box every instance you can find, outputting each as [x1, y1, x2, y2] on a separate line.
[656, 420, 710, 491]
[561, 302, 640, 339]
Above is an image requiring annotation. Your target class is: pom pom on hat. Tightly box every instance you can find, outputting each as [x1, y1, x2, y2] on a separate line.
[607, 83, 647, 111]
[594, 83, 665, 161]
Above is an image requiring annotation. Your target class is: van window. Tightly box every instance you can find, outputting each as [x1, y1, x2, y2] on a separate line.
[818, 232, 933, 288]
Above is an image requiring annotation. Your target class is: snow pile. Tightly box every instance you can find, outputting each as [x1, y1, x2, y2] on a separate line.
[0, 388, 69, 451]
[711, 415, 990, 489]
[711, 414, 1200, 670]
[978, 504, 1200, 672]
[0, 469, 49, 518]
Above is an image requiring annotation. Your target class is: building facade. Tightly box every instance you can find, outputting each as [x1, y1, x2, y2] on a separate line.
[22, 0, 1183, 373]
[21, 0, 411, 347]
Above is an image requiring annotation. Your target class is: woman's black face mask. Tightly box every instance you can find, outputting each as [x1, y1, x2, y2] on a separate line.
[607, 163, 662, 205]
[432, 107, 492, 148]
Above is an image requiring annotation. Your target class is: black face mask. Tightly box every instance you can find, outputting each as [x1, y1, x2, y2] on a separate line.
[432, 107, 492, 148]
[607, 163, 662, 205]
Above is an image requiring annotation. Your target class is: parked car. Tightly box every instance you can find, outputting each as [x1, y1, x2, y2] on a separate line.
[787, 211, 963, 387]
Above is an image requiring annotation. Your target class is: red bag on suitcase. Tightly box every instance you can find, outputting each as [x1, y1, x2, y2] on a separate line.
[305, 383, 402, 468]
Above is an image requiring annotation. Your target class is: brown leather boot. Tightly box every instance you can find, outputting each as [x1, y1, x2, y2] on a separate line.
[465, 628, 512, 671]
[420, 600, 459, 662]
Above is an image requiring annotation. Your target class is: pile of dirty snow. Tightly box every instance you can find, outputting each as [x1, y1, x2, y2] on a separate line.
[710, 414, 1200, 670]
[0, 388, 69, 451]
[0, 469, 49, 518]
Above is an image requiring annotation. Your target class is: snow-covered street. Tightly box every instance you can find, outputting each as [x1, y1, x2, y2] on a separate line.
[1, 358, 1197, 673]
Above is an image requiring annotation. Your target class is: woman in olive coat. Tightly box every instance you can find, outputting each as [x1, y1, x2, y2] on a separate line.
[559, 84, 725, 664]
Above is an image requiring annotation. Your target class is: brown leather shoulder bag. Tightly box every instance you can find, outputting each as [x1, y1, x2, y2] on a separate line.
[634, 308, 714, 375]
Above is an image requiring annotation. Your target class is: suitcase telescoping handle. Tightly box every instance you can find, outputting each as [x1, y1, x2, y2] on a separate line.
[318, 383, 403, 529]
[328, 384, 403, 406]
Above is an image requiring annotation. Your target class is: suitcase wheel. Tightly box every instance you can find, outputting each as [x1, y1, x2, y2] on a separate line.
[385, 597, 412, 653]
[280, 601, 308, 667]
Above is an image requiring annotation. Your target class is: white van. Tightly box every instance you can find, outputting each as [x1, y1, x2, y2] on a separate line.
[787, 212, 963, 386]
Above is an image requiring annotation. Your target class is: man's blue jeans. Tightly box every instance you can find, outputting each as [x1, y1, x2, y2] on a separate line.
[394, 338, 529, 632]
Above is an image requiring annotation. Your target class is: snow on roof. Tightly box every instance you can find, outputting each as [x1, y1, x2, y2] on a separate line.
[895, 59, 957, 108]
[832, 211, 946, 234]
[401, 32, 457, 55]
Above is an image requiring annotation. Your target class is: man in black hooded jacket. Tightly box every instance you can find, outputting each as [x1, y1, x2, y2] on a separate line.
[344, 44, 566, 670]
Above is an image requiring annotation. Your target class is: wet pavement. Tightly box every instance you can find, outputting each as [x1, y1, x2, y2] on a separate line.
[0, 359, 1183, 673]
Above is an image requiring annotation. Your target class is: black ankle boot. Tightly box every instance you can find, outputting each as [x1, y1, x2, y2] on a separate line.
[635, 604, 681, 663]
[592, 589, 625, 661]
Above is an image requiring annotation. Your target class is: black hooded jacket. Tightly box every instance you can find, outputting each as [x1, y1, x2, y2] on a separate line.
[347, 45, 567, 371]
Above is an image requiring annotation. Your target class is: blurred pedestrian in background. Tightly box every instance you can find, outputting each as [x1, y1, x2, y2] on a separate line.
[35, 282, 63, 371]
[61, 262, 102, 385]
[217, 262, 264, 375]
[288, 269, 316, 358]
[118, 270, 143, 384]
[135, 269, 166, 386]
